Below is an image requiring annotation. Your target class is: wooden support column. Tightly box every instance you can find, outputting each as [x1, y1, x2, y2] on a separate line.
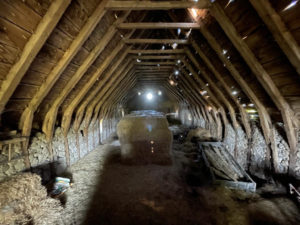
[0, 0, 71, 114]
[249, 0, 300, 76]
[209, 2, 298, 174]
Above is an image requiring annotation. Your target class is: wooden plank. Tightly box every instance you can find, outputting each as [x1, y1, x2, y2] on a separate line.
[210, 2, 298, 174]
[124, 39, 189, 44]
[105, 1, 209, 10]
[134, 61, 176, 65]
[129, 49, 185, 54]
[249, 0, 300, 77]
[134, 55, 180, 59]
[118, 22, 200, 29]
[0, 0, 70, 114]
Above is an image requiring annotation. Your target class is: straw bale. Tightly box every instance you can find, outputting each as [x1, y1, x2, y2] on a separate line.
[0, 173, 63, 225]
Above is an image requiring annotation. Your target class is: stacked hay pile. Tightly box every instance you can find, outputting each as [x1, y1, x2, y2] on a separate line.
[0, 173, 63, 225]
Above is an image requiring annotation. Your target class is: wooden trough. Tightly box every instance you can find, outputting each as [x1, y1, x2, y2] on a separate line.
[198, 142, 256, 192]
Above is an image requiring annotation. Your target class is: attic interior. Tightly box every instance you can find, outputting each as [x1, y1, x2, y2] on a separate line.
[0, 0, 300, 224]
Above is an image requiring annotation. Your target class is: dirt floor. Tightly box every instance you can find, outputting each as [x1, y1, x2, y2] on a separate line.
[60, 138, 300, 225]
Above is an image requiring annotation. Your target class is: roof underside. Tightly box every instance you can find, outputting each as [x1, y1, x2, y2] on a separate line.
[0, 0, 299, 145]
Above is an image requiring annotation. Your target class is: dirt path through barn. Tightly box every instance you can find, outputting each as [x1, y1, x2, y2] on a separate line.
[60, 139, 300, 225]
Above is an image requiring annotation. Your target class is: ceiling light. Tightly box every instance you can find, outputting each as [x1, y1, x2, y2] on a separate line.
[177, 59, 181, 64]
[158, 90, 162, 95]
[174, 70, 179, 75]
[162, 45, 165, 50]
[232, 90, 238, 95]
[206, 83, 209, 86]
[146, 93, 153, 100]
[138, 92, 141, 95]
[248, 103, 254, 107]
[138, 52, 142, 56]
[283, 0, 298, 11]
[169, 80, 175, 85]
[172, 43, 178, 49]
[242, 103, 246, 107]
[177, 28, 181, 35]
[136, 59, 141, 63]
[189, 72, 192, 76]
[222, 49, 227, 55]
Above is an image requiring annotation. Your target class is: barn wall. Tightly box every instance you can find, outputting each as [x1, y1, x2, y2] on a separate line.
[178, 104, 300, 179]
[0, 115, 120, 182]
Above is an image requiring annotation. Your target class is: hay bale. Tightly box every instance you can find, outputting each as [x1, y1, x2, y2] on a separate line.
[117, 111, 172, 165]
[0, 173, 63, 225]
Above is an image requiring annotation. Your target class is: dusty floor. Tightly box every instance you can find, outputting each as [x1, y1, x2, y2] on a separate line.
[60, 139, 300, 225]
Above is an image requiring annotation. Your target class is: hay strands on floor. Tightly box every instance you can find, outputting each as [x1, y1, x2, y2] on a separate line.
[198, 142, 256, 192]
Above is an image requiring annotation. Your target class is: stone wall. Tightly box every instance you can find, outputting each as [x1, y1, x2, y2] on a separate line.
[0, 117, 119, 182]
[178, 106, 300, 179]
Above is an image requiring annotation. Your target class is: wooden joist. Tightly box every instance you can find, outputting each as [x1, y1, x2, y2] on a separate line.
[105, 1, 209, 10]
[118, 22, 200, 29]
[129, 49, 185, 54]
[0, 0, 71, 114]
[134, 62, 176, 65]
[210, 2, 298, 174]
[124, 39, 189, 44]
[134, 55, 180, 59]
[249, 0, 300, 77]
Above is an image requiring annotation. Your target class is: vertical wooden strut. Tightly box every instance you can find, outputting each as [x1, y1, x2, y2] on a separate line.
[0, 0, 71, 114]
[18, 0, 110, 164]
[210, 2, 298, 174]
[249, 0, 300, 77]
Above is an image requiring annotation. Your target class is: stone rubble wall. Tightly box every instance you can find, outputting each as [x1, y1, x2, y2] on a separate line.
[0, 117, 119, 182]
[178, 106, 300, 179]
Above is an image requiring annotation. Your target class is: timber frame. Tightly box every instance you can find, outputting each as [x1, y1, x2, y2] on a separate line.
[0, 0, 299, 176]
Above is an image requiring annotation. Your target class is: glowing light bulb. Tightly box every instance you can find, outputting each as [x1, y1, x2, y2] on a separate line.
[146, 93, 153, 100]
[158, 90, 162, 95]
[138, 92, 141, 96]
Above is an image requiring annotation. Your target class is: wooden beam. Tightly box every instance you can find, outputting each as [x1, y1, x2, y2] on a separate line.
[134, 55, 180, 59]
[210, 2, 298, 174]
[18, 0, 110, 153]
[190, 41, 251, 138]
[249, 0, 300, 76]
[82, 65, 135, 132]
[199, 25, 275, 171]
[0, 0, 70, 113]
[135, 62, 176, 65]
[129, 49, 185, 54]
[105, 1, 209, 10]
[73, 59, 132, 135]
[42, 13, 131, 161]
[61, 45, 128, 144]
[124, 39, 189, 44]
[0, 0, 71, 169]
[118, 22, 200, 29]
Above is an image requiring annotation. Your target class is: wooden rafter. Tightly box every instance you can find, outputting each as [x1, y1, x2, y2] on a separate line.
[124, 39, 189, 44]
[189, 41, 251, 138]
[249, 0, 300, 76]
[118, 22, 200, 29]
[105, 1, 209, 10]
[0, 0, 71, 113]
[42, 12, 131, 160]
[18, 0, 110, 154]
[129, 49, 185, 54]
[210, 2, 298, 174]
